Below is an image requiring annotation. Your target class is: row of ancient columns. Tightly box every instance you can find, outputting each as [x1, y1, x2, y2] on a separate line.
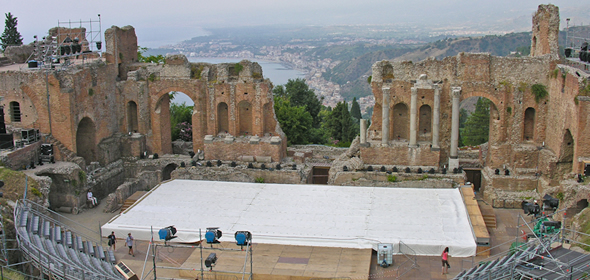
[359, 85, 461, 168]
[378, 85, 445, 150]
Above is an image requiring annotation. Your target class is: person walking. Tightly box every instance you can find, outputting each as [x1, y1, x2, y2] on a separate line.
[441, 247, 450, 274]
[107, 231, 116, 251]
[126, 233, 134, 257]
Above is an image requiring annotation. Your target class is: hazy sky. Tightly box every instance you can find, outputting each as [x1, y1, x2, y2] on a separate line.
[2, 0, 589, 48]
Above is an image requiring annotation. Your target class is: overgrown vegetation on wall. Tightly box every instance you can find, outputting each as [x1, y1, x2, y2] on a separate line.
[531, 84, 548, 103]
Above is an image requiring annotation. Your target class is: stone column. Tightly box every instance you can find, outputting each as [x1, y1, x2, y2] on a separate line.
[360, 119, 367, 145]
[409, 87, 418, 146]
[450, 87, 461, 158]
[432, 85, 441, 150]
[382, 86, 390, 145]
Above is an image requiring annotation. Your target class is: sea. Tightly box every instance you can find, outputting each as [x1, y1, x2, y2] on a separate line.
[171, 57, 306, 105]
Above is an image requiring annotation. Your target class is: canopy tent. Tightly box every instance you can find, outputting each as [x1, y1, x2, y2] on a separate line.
[102, 180, 476, 257]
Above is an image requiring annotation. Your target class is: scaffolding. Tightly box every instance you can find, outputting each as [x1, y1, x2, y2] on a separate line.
[453, 211, 590, 279]
[28, 15, 103, 70]
[140, 228, 253, 280]
[564, 19, 590, 72]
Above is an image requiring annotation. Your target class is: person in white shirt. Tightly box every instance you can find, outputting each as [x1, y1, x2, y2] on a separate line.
[87, 190, 97, 206]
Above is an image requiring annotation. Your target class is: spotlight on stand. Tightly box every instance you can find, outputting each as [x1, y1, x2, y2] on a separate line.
[542, 194, 559, 210]
[234, 231, 252, 249]
[158, 226, 177, 243]
[205, 253, 217, 270]
[522, 201, 540, 216]
[205, 227, 222, 244]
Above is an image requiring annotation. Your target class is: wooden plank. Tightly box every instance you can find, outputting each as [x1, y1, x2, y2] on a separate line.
[461, 187, 490, 245]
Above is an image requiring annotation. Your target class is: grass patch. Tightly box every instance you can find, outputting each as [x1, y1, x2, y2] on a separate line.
[506, 106, 512, 115]
[387, 175, 397, 182]
[191, 64, 204, 79]
[0, 168, 41, 201]
[576, 208, 590, 251]
[88, 88, 94, 96]
[255, 177, 265, 183]
[518, 82, 528, 93]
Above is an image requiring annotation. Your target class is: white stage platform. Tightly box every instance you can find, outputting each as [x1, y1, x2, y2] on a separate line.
[102, 180, 476, 257]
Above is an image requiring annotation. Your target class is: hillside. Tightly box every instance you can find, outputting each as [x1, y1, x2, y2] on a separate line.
[327, 31, 542, 100]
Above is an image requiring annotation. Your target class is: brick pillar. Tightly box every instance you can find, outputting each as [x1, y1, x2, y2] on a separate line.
[450, 87, 461, 159]
[410, 87, 418, 146]
[432, 85, 441, 150]
[382, 86, 390, 145]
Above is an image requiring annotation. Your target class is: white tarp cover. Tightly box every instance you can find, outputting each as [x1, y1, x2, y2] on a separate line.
[102, 180, 476, 257]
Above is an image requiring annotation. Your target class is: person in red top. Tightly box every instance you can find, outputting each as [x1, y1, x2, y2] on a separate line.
[441, 247, 450, 274]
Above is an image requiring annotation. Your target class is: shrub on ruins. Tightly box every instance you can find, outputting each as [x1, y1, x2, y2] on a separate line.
[137, 46, 165, 63]
[1, 13, 23, 51]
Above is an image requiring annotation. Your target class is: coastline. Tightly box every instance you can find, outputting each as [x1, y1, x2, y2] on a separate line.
[188, 56, 306, 75]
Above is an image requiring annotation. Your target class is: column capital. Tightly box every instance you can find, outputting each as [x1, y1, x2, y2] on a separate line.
[382, 85, 390, 92]
[451, 87, 462, 98]
[411, 87, 417, 95]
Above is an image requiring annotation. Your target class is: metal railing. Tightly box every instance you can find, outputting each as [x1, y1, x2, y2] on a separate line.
[14, 200, 122, 280]
[395, 241, 419, 279]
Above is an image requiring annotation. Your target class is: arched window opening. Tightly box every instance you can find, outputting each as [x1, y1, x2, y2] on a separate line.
[127, 101, 139, 133]
[418, 105, 432, 142]
[217, 102, 229, 135]
[76, 117, 96, 165]
[238, 101, 252, 136]
[392, 103, 409, 141]
[523, 107, 535, 141]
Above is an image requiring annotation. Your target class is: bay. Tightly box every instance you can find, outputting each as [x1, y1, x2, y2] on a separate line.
[172, 57, 306, 105]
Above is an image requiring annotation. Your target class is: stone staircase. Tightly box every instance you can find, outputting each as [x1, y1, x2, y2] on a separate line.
[478, 200, 497, 229]
[45, 135, 86, 168]
[0, 56, 11, 67]
[120, 191, 147, 213]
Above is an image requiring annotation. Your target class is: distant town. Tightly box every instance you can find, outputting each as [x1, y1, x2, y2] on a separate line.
[153, 24, 533, 113]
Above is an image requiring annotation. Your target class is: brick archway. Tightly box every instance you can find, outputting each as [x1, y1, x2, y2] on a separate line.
[76, 117, 96, 165]
[150, 87, 199, 155]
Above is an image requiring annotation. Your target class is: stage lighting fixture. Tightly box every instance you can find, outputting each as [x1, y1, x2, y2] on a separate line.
[522, 202, 540, 216]
[205, 253, 217, 268]
[367, 166, 373, 171]
[205, 227, 222, 244]
[158, 226, 177, 241]
[343, 166, 348, 171]
[542, 194, 559, 210]
[380, 166, 386, 172]
[234, 231, 252, 246]
[392, 166, 398, 172]
[495, 169, 500, 175]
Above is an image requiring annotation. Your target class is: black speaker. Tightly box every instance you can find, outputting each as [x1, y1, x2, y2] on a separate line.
[0, 107, 5, 134]
[565, 48, 572, 58]
[0, 134, 14, 150]
[585, 163, 590, 177]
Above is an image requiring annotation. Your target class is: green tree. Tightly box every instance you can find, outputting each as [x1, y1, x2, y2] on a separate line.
[350, 97, 362, 120]
[274, 96, 314, 145]
[460, 98, 490, 146]
[138, 46, 165, 63]
[323, 102, 358, 146]
[1, 13, 23, 51]
[273, 78, 323, 128]
[458, 108, 468, 147]
[170, 102, 193, 141]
